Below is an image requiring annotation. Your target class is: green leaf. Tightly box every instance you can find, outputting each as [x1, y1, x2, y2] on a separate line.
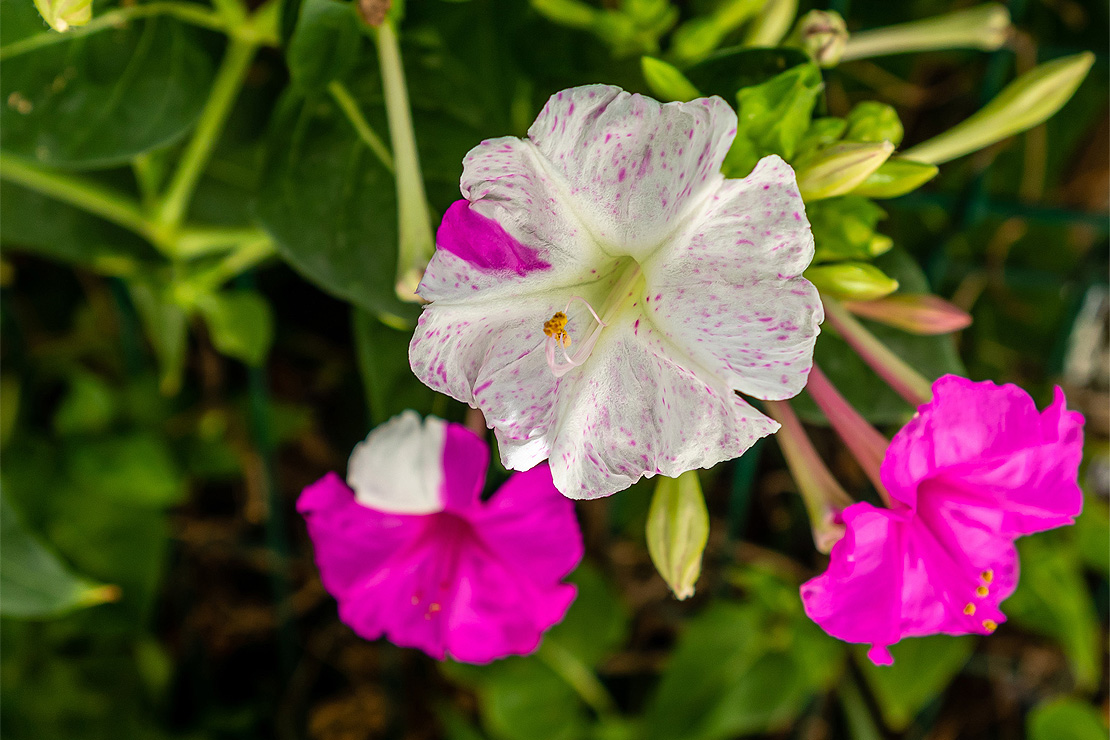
[53, 371, 118, 435]
[127, 280, 188, 396]
[721, 62, 823, 178]
[0, 17, 214, 169]
[641, 56, 701, 102]
[481, 659, 587, 740]
[1006, 534, 1101, 691]
[0, 492, 116, 618]
[287, 0, 362, 91]
[0, 182, 161, 272]
[808, 196, 889, 263]
[1027, 697, 1107, 740]
[256, 88, 416, 322]
[855, 635, 975, 731]
[795, 247, 965, 425]
[65, 432, 185, 507]
[1, 374, 20, 447]
[683, 46, 812, 103]
[352, 308, 436, 425]
[197, 289, 275, 366]
[1075, 494, 1110, 576]
[546, 563, 629, 667]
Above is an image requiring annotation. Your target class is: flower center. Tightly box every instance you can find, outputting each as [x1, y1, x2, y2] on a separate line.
[542, 260, 644, 377]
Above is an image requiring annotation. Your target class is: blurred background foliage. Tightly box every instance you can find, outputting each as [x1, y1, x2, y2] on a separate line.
[0, 0, 1107, 738]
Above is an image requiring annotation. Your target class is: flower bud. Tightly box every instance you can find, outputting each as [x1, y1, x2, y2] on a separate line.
[787, 10, 848, 68]
[841, 3, 1011, 62]
[646, 470, 709, 600]
[806, 262, 899, 301]
[844, 102, 903, 146]
[903, 52, 1094, 165]
[843, 293, 972, 335]
[641, 56, 702, 102]
[743, 0, 798, 47]
[851, 158, 939, 198]
[795, 141, 894, 201]
[33, 0, 92, 32]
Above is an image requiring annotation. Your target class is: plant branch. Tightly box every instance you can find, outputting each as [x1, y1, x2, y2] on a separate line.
[327, 81, 395, 172]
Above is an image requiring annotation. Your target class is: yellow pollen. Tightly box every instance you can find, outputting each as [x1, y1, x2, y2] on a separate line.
[981, 570, 993, 583]
[543, 312, 571, 347]
[963, 603, 976, 615]
[982, 619, 997, 632]
[976, 586, 989, 598]
[429, 602, 441, 613]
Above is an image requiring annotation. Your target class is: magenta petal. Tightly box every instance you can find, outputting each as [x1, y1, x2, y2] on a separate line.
[801, 503, 906, 655]
[297, 473, 425, 599]
[437, 200, 552, 276]
[440, 424, 490, 513]
[470, 465, 585, 584]
[867, 646, 894, 666]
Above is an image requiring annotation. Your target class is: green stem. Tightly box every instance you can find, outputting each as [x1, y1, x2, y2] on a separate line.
[156, 37, 257, 232]
[327, 81, 394, 172]
[822, 296, 933, 407]
[175, 226, 272, 258]
[375, 18, 435, 302]
[193, 237, 275, 292]
[536, 639, 618, 719]
[838, 675, 883, 740]
[0, 152, 155, 242]
[0, 2, 227, 61]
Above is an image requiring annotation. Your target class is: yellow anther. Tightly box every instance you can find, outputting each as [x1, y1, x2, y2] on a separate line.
[982, 619, 997, 632]
[963, 603, 976, 615]
[976, 585, 989, 598]
[429, 602, 441, 613]
[981, 570, 993, 583]
[543, 312, 571, 347]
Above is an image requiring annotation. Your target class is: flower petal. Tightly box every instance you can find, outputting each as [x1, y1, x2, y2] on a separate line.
[470, 465, 584, 583]
[544, 311, 779, 499]
[296, 473, 424, 603]
[643, 156, 822, 400]
[346, 411, 446, 514]
[441, 423, 490, 513]
[528, 85, 738, 259]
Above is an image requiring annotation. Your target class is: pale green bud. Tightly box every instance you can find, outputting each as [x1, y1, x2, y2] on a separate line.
[806, 262, 899, 301]
[646, 470, 709, 600]
[795, 141, 894, 201]
[33, 0, 92, 32]
[843, 294, 972, 335]
[786, 10, 847, 68]
[841, 3, 1011, 62]
[743, 0, 798, 48]
[902, 52, 1094, 165]
[641, 57, 702, 102]
[867, 233, 893, 258]
[844, 101, 903, 146]
[851, 157, 939, 198]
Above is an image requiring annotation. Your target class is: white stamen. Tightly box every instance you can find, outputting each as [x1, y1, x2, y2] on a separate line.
[545, 296, 607, 377]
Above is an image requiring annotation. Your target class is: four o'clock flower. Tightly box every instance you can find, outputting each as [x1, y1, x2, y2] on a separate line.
[801, 375, 1085, 665]
[409, 85, 823, 499]
[297, 411, 583, 664]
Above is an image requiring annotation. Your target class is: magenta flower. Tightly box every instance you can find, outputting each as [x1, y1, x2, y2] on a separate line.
[297, 412, 583, 663]
[801, 375, 1084, 665]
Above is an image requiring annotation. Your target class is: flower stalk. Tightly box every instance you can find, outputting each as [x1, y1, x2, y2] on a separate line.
[822, 296, 933, 407]
[764, 399, 853, 553]
[840, 3, 1011, 62]
[804, 365, 891, 504]
[375, 18, 436, 303]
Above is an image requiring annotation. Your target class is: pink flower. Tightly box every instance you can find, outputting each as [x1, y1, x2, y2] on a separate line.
[801, 375, 1084, 665]
[297, 412, 583, 663]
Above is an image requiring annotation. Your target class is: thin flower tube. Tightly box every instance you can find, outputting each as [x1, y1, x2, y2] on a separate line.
[410, 85, 823, 499]
[801, 376, 1084, 665]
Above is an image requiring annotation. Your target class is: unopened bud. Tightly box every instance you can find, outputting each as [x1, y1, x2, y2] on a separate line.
[641, 57, 702, 102]
[646, 470, 709, 600]
[806, 262, 899, 301]
[33, 0, 92, 31]
[787, 10, 848, 68]
[743, 0, 799, 47]
[867, 233, 893, 257]
[851, 158, 938, 198]
[796, 141, 894, 201]
[903, 52, 1094, 165]
[844, 102, 903, 146]
[843, 293, 972, 335]
[841, 3, 1010, 62]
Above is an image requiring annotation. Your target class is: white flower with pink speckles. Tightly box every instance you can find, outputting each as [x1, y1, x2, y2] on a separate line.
[409, 85, 823, 499]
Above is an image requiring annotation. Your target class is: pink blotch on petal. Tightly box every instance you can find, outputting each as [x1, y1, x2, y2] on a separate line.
[437, 200, 551, 276]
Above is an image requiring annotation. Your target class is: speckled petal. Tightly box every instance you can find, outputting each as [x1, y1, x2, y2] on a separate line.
[643, 156, 822, 400]
[528, 85, 738, 260]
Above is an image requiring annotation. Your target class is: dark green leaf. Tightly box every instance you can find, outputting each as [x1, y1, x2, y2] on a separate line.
[127, 280, 188, 396]
[545, 563, 629, 667]
[256, 88, 417, 322]
[198, 289, 274, 366]
[855, 635, 975, 731]
[1027, 698, 1107, 740]
[352, 308, 436, 425]
[481, 659, 587, 740]
[53, 371, 117, 435]
[65, 432, 185, 507]
[1, 17, 214, 169]
[0, 492, 115, 618]
[287, 0, 362, 91]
